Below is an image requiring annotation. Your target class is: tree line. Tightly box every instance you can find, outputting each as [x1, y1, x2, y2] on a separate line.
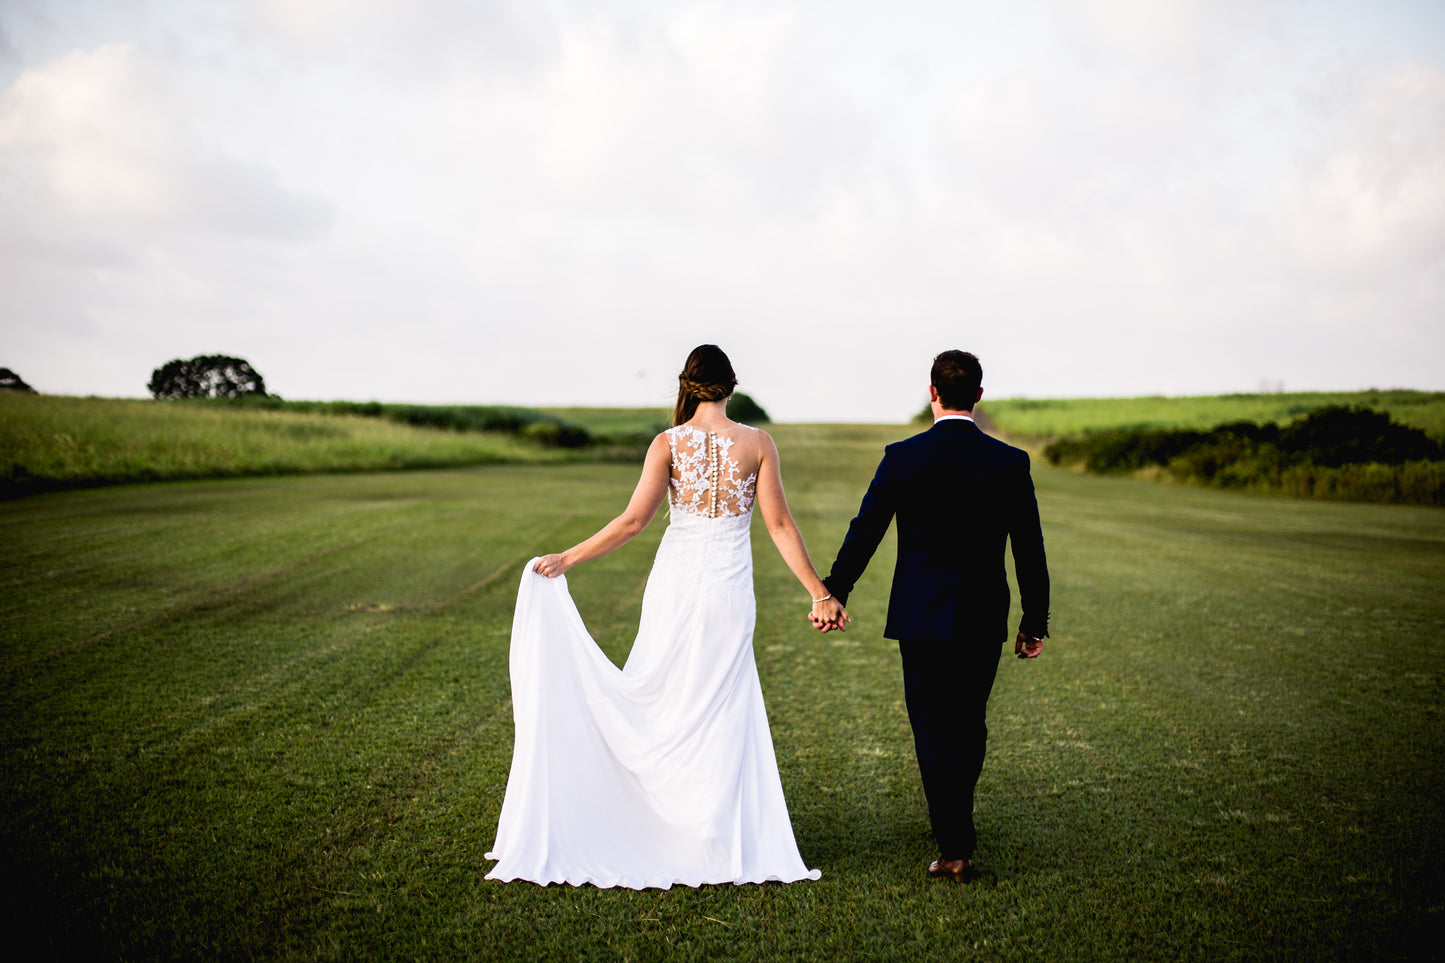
[1044, 406, 1444, 505]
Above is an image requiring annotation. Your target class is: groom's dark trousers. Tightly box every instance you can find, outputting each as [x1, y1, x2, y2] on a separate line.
[824, 417, 1049, 860]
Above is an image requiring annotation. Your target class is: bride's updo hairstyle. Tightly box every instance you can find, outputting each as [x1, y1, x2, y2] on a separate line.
[673, 344, 738, 426]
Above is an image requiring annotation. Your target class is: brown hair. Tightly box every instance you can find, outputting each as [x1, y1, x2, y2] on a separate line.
[930, 350, 983, 410]
[672, 344, 738, 426]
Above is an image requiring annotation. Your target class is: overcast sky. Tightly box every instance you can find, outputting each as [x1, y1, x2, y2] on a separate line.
[2, 0, 1442, 421]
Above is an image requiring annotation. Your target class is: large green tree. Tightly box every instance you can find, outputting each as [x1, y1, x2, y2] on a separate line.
[148, 355, 268, 399]
[729, 391, 770, 424]
[0, 367, 35, 392]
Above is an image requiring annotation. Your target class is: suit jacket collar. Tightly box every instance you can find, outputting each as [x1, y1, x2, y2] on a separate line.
[930, 417, 980, 433]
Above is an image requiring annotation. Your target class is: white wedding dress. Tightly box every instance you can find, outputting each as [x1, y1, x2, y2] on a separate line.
[485, 425, 820, 889]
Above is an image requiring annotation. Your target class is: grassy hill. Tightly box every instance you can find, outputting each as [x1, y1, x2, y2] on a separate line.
[8, 390, 1442, 505]
[979, 389, 1445, 440]
[538, 406, 670, 436]
[0, 394, 605, 499]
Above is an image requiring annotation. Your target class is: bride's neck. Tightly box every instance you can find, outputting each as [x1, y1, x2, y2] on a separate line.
[687, 399, 733, 429]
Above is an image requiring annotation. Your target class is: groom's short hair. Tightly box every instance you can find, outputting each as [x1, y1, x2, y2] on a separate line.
[931, 350, 983, 411]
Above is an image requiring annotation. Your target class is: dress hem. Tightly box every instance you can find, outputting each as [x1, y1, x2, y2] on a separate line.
[482, 863, 821, 890]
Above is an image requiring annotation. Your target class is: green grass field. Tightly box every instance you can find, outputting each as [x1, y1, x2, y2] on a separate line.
[2, 424, 1441, 960]
[979, 390, 1445, 441]
[539, 406, 671, 436]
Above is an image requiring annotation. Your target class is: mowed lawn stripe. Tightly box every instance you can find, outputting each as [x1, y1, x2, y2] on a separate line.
[998, 466, 1443, 955]
[1, 428, 1441, 960]
[2, 465, 640, 958]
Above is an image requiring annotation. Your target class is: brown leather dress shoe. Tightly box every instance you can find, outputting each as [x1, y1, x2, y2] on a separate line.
[927, 858, 975, 882]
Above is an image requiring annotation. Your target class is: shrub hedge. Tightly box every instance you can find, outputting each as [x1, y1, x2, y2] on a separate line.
[201, 397, 595, 447]
[1045, 406, 1445, 506]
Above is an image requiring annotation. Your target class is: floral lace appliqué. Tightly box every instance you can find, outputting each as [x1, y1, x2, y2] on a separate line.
[666, 426, 758, 519]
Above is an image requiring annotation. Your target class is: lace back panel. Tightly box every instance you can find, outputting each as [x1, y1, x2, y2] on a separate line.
[666, 426, 758, 519]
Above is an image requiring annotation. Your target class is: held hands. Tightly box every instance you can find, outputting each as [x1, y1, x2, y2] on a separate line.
[809, 597, 849, 633]
[1015, 630, 1044, 659]
[532, 554, 572, 579]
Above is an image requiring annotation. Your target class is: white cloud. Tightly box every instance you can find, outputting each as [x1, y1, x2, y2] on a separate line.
[1049, 0, 1268, 70]
[0, 45, 178, 222]
[0, 0, 1441, 416]
[246, 0, 553, 81]
[1274, 63, 1445, 279]
[251, 0, 364, 41]
[0, 43, 333, 239]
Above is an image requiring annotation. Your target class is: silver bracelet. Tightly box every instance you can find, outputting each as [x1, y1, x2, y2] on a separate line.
[811, 593, 832, 603]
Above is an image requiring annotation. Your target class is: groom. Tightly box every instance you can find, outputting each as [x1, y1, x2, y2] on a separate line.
[811, 350, 1050, 882]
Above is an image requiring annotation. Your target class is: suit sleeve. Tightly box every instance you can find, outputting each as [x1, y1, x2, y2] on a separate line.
[1009, 452, 1051, 638]
[822, 450, 897, 606]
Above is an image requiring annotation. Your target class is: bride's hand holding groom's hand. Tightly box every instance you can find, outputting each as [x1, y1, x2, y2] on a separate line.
[809, 597, 849, 633]
[808, 611, 838, 632]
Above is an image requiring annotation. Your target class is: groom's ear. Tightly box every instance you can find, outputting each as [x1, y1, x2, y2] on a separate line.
[928, 385, 940, 403]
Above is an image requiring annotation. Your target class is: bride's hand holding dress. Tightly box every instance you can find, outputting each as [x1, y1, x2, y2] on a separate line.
[530, 433, 673, 580]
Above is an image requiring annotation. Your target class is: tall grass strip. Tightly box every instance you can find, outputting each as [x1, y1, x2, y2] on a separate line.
[0, 394, 580, 498]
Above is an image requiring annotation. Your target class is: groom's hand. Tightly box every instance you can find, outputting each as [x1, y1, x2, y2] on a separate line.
[1015, 631, 1044, 659]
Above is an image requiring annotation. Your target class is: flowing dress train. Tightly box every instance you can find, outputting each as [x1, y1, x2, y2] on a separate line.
[485, 425, 820, 889]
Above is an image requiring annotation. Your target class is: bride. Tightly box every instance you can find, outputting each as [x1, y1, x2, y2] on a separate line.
[485, 344, 844, 889]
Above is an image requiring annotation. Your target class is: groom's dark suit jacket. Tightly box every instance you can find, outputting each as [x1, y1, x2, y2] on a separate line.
[824, 418, 1049, 645]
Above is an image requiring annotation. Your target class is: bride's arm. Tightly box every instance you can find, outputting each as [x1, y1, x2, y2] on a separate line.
[532, 433, 672, 578]
[755, 432, 850, 630]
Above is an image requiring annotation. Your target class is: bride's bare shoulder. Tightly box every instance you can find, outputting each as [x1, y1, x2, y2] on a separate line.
[735, 426, 773, 467]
